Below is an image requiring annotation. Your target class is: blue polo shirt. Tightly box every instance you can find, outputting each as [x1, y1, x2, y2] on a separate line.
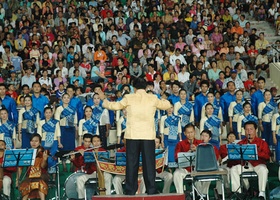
[251, 90, 264, 116]
[220, 92, 236, 122]
[2, 95, 18, 123]
[32, 94, 49, 119]
[194, 93, 208, 123]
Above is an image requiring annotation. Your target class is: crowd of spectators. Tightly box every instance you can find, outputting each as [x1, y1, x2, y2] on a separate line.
[0, 0, 279, 127]
[0, 0, 278, 106]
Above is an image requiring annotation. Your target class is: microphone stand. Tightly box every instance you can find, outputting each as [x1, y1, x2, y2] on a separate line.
[229, 137, 250, 200]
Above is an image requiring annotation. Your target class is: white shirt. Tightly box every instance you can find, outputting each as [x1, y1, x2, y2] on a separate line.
[39, 76, 53, 88]
[234, 46, 246, 54]
[54, 67, 69, 78]
[169, 54, 187, 66]
[69, 66, 87, 78]
[178, 71, 190, 84]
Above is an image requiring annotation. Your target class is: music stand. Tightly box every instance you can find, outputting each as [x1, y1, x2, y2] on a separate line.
[177, 152, 196, 169]
[115, 152, 142, 166]
[84, 152, 110, 163]
[2, 149, 37, 167]
[227, 144, 258, 199]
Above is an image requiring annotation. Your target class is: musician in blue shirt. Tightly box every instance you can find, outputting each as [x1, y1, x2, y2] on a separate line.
[0, 83, 18, 123]
[194, 80, 209, 125]
[251, 77, 265, 116]
[31, 82, 49, 120]
[220, 81, 236, 124]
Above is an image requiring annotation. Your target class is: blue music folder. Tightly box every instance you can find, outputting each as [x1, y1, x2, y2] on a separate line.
[115, 152, 142, 166]
[3, 149, 37, 167]
[227, 144, 258, 161]
[84, 152, 110, 163]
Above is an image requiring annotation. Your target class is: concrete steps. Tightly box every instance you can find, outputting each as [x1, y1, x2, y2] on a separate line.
[246, 16, 280, 44]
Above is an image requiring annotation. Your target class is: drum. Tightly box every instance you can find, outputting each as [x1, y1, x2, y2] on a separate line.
[64, 172, 85, 199]
[64, 172, 97, 199]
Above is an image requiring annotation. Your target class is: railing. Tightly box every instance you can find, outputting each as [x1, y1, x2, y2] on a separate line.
[271, 45, 280, 63]
[269, 62, 280, 89]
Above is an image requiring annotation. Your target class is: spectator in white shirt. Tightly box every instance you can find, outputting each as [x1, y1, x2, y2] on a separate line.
[178, 65, 190, 85]
[39, 69, 53, 90]
[53, 60, 69, 79]
[21, 67, 36, 88]
[169, 48, 187, 66]
[69, 60, 87, 78]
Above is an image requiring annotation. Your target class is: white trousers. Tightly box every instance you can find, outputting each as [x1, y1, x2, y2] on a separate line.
[112, 175, 126, 194]
[173, 168, 222, 195]
[139, 171, 173, 194]
[173, 168, 189, 194]
[113, 175, 144, 194]
[231, 163, 268, 193]
[76, 172, 112, 198]
[216, 166, 229, 194]
[3, 175, 11, 197]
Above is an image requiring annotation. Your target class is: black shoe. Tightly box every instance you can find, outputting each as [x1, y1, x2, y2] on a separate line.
[258, 196, 265, 200]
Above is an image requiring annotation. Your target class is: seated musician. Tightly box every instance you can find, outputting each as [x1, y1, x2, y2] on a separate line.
[140, 136, 173, 194]
[173, 123, 202, 194]
[230, 121, 270, 200]
[112, 137, 144, 195]
[197, 130, 220, 198]
[19, 134, 48, 200]
[112, 138, 127, 195]
[70, 134, 112, 199]
[219, 132, 237, 194]
[0, 140, 17, 198]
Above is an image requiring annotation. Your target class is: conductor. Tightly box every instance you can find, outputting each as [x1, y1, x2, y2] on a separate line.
[99, 78, 171, 195]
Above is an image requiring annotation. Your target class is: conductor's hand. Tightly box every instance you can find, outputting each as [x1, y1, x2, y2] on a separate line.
[43, 150, 48, 161]
[97, 91, 106, 101]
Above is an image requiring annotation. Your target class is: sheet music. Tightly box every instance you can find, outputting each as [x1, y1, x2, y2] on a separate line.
[3, 149, 38, 167]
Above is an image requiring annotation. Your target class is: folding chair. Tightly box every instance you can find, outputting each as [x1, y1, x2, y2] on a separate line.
[191, 143, 226, 200]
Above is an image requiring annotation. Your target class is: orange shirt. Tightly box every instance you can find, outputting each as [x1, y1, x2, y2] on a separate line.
[94, 50, 107, 62]
[231, 26, 244, 35]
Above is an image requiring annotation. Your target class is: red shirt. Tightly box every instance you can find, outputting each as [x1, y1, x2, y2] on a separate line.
[234, 137, 270, 167]
[244, 80, 254, 91]
[112, 56, 129, 67]
[219, 144, 238, 168]
[0, 157, 17, 178]
[175, 139, 202, 172]
[145, 71, 158, 82]
[248, 49, 258, 57]
[100, 9, 113, 19]
[117, 147, 126, 152]
[72, 146, 107, 174]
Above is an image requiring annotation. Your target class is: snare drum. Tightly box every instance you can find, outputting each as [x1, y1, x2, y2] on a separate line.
[64, 172, 85, 199]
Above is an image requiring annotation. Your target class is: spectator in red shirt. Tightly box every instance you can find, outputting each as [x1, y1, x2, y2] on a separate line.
[100, 4, 113, 19]
[244, 72, 254, 92]
[145, 64, 157, 82]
